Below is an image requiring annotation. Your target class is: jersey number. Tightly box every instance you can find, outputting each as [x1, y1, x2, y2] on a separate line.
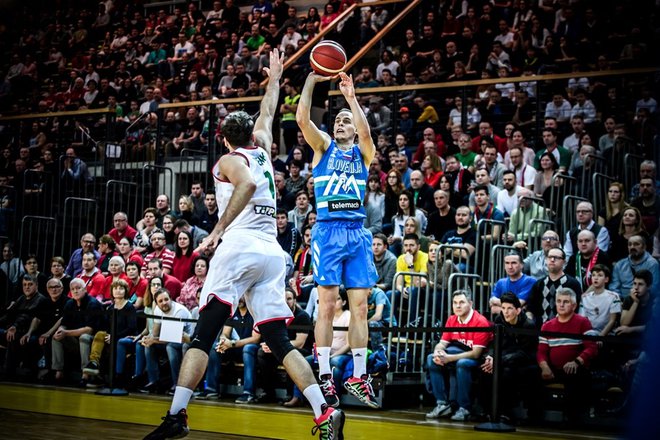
[263, 170, 275, 199]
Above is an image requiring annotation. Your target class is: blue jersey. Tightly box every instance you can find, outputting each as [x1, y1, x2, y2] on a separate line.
[313, 141, 368, 222]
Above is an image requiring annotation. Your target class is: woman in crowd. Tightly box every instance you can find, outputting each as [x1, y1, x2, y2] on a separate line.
[300, 6, 321, 33]
[172, 230, 198, 283]
[178, 256, 208, 312]
[383, 169, 405, 235]
[303, 174, 315, 207]
[404, 216, 430, 253]
[533, 151, 559, 198]
[82, 279, 137, 385]
[389, 191, 427, 256]
[598, 182, 629, 244]
[161, 214, 177, 249]
[284, 288, 351, 408]
[302, 210, 317, 231]
[48, 256, 71, 296]
[101, 256, 129, 301]
[118, 236, 144, 267]
[176, 195, 198, 226]
[320, 3, 338, 31]
[364, 174, 385, 235]
[97, 234, 119, 275]
[128, 276, 161, 388]
[289, 146, 311, 178]
[125, 260, 147, 308]
[422, 153, 444, 189]
[610, 207, 650, 262]
[439, 174, 462, 209]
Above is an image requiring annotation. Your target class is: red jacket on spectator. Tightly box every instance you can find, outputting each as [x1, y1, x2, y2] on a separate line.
[172, 251, 199, 283]
[108, 224, 137, 243]
[101, 273, 131, 300]
[74, 267, 106, 301]
[163, 273, 183, 300]
[412, 134, 446, 165]
[129, 277, 148, 303]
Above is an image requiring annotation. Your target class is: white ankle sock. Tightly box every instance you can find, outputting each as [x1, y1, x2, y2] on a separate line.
[303, 384, 326, 418]
[317, 346, 332, 377]
[352, 348, 368, 378]
[170, 386, 194, 414]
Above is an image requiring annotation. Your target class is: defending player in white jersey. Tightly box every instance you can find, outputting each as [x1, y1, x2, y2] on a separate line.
[144, 49, 344, 440]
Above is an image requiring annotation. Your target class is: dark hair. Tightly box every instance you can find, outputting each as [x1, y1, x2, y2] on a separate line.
[21, 273, 38, 283]
[500, 292, 521, 308]
[276, 207, 288, 216]
[402, 233, 419, 243]
[174, 219, 191, 230]
[148, 258, 163, 269]
[542, 127, 558, 137]
[221, 111, 254, 146]
[502, 169, 516, 179]
[289, 159, 304, 170]
[505, 250, 523, 264]
[126, 261, 141, 273]
[175, 230, 194, 257]
[633, 269, 652, 287]
[373, 233, 387, 245]
[154, 287, 171, 302]
[590, 263, 610, 279]
[473, 184, 489, 195]
[539, 152, 559, 170]
[396, 190, 416, 217]
[191, 255, 209, 276]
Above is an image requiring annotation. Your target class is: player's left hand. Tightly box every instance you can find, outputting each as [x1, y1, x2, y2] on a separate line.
[200, 230, 222, 253]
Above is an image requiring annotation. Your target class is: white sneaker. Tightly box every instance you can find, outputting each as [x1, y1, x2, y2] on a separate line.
[450, 407, 470, 421]
[426, 402, 452, 419]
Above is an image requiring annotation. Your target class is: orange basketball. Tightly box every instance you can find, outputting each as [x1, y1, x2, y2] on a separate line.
[310, 41, 347, 76]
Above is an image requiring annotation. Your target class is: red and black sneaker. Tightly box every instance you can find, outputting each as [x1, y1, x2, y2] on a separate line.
[319, 371, 340, 408]
[312, 405, 345, 440]
[344, 375, 380, 409]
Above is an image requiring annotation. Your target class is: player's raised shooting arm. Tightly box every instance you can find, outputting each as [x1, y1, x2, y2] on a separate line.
[296, 73, 332, 154]
[338, 72, 375, 165]
[253, 49, 283, 149]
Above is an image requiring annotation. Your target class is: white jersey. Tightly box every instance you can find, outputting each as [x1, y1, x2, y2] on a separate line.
[212, 146, 277, 238]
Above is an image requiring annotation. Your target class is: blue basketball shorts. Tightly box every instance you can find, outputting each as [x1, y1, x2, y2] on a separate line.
[311, 220, 378, 289]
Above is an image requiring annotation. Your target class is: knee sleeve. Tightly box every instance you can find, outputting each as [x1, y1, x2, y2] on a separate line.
[258, 320, 296, 363]
[190, 297, 232, 354]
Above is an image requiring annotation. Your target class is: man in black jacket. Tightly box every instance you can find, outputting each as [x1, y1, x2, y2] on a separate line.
[0, 274, 49, 377]
[481, 292, 540, 422]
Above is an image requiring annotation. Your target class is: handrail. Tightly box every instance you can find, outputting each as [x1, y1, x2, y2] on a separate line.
[157, 95, 262, 110]
[0, 108, 114, 122]
[343, 0, 422, 73]
[259, 1, 361, 87]
[328, 66, 660, 96]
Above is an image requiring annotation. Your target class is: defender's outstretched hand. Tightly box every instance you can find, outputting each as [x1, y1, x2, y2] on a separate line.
[262, 48, 285, 82]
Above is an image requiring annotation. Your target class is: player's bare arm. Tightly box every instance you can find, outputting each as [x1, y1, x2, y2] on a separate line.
[296, 72, 333, 163]
[253, 48, 284, 150]
[337, 72, 375, 165]
[200, 155, 256, 252]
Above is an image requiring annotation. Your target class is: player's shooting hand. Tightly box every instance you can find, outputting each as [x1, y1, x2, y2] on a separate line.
[201, 230, 222, 253]
[338, 72, 355, 99]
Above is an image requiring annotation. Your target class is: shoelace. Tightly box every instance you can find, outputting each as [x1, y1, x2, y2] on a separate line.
[311, 418, 331, 438]
[320, 378, 336, 395]
[356, 377, 374, 397]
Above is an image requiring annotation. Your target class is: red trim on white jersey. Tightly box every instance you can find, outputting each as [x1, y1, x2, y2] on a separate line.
[212, 151, 250, 182]
[254, 315, 295, 333]
[199, 293, 234, 316]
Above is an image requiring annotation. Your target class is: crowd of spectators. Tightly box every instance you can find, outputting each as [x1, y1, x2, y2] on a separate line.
[0, 0, 659, 428]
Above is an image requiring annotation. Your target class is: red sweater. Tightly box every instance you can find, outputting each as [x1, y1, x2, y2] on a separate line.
[537, 314, 598, 369]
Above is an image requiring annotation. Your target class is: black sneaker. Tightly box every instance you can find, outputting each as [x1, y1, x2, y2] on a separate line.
[143, 408, 189, 440]
[82, 361, 100, 376]
[319, 372, 340, 408]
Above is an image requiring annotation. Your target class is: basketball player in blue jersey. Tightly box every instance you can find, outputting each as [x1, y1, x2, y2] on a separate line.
[297, 71, 380, 408]
[144, 50, 344, 440]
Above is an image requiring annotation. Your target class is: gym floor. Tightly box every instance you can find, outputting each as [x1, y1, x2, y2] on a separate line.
[0, 384, 619, 440]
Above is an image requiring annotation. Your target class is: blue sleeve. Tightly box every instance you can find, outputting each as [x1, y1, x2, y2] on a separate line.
[492, 280, 503, 298]
[518, 277, 536, 302]
[493, 209, 505, 222]
[609, 261, 622, 295]
[374, 290, 387, 306]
